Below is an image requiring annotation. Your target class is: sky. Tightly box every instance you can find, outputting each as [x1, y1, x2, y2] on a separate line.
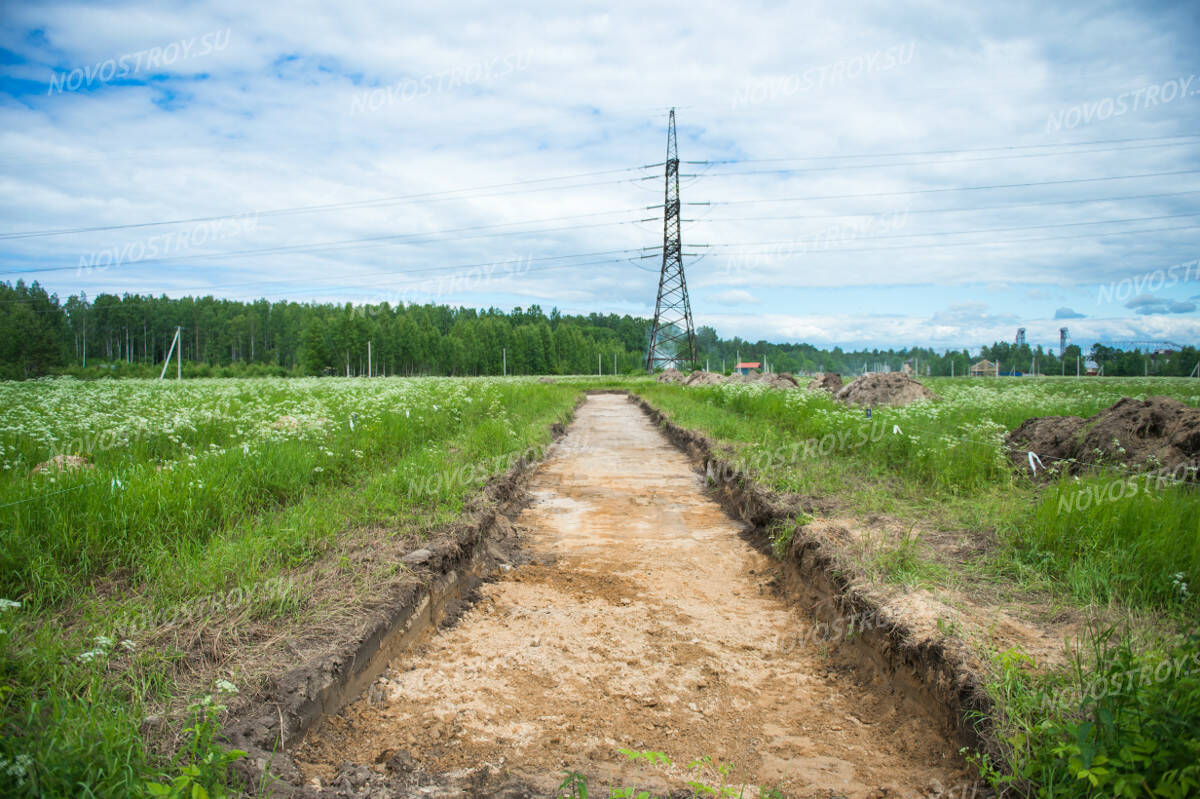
[1, 0, 1199, 352]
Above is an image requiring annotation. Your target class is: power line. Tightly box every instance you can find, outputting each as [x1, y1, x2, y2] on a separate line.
[683, 133, 1200, 165]
[0, 212, 651, 276]
[693, 169, 1200, 206]
[706, 221, 1200, 256]
[0, 247, 654, 306]
[0, 166, 662, 240]
[685, 142, 1200, 179]
[698, 211, 1200, 247]
[693, 189, 1200, 223]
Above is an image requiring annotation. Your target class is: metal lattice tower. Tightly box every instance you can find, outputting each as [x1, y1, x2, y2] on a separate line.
[1015, 327, 1026, 347]
[1059, 327, 1070, 357]
[645, 108, 697, 372]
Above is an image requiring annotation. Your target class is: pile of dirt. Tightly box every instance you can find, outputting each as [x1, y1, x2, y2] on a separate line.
[683, 369, 725, 386]
[759, 372, 800, 390]
[657, 367, 685, 383]
[536, 377, 556, 383]
[808, 372, 843, 393]
[31, 454, 93, 475]
[660, 368, 801, 390]
[1007, 396, 1200, 477]
[726, 371, 760, 383]
[835, 373, 938, 406]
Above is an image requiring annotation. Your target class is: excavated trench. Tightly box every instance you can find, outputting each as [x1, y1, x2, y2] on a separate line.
[290, 394, 971, 797]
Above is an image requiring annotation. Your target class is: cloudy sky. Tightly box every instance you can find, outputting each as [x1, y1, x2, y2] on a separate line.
[2, 0, 1199, 351]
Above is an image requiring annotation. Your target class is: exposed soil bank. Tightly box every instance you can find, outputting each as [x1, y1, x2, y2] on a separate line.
[291, 395, 971, 797]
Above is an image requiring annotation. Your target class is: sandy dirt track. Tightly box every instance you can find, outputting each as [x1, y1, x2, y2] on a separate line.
[295, 394, 969, 797]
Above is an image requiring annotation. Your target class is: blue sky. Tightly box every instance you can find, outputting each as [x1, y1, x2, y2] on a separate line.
[2, 0, 1199, 351]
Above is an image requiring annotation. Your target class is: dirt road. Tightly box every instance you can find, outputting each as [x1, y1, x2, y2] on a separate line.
[295, 394, 969, 797]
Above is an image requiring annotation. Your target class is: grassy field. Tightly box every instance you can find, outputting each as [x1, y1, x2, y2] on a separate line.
[0, 376, 587, 797]
[633, 375, 1200, 797]
[3, 373, 1197, 797]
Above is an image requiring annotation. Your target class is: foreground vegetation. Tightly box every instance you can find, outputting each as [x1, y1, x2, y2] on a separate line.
[633, 376, 1200, 797]
[3, 372, 1197, 796]
[0, 376, 583, 797]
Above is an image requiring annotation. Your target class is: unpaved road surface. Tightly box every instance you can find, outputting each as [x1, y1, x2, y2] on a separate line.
[296, 394, 969, 797]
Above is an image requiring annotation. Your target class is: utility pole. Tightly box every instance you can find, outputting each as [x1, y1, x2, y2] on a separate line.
[645, 108, 697, 372]
[368, 340, 372, 378]
[503, 348, 506, 377]
[160, 326, 181, 380]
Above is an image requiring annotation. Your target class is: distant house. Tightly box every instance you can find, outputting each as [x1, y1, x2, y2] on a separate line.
[734, 361, 761, 376]
[901, 360, 914, 375]
[969, 359, 998, 377]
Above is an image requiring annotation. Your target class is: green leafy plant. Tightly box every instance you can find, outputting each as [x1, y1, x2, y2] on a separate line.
[768, 514, 810, 559]
[141, 682, 245, 799]
[557, 770, 589, 799]
[685, 755, 745, 798]
[982, 627, 1200, 798]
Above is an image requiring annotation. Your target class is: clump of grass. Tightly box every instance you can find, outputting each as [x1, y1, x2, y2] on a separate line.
[974, 626, 1200, 798]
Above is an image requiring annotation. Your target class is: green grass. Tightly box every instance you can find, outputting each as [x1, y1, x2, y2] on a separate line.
[634, 377, 1200, 613]
[632, 375, 1200, 797]
[0, 376, 583, 797]
[4, 372, 1196, 796]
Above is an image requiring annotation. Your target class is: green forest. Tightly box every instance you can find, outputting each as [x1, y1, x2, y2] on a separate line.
[2, 280, 1197, 380]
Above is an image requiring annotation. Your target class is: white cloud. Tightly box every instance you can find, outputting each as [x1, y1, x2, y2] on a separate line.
[711, 288, 759, 305]
[0, 0, 1198, 349]
[1126, 293, 1198, 315]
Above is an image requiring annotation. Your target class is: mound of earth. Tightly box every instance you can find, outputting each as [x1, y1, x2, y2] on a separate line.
[663, 369, 799, 390]
[759, 372, 800, 390]
[657, 367, 685, 383]
[536, 376, 556, 383]
[808, 372, 843, 393]
[835, 373, 938, 406]
[1007, 396, 1200, 477]
[31, 454, 93, 475]
[683, 369, 725, 386]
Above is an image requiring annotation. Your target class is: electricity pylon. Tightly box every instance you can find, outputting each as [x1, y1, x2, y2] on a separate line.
[645, 108, 697, 372]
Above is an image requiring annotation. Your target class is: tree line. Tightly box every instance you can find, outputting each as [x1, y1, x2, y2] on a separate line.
[0, 281, 1196, 379]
